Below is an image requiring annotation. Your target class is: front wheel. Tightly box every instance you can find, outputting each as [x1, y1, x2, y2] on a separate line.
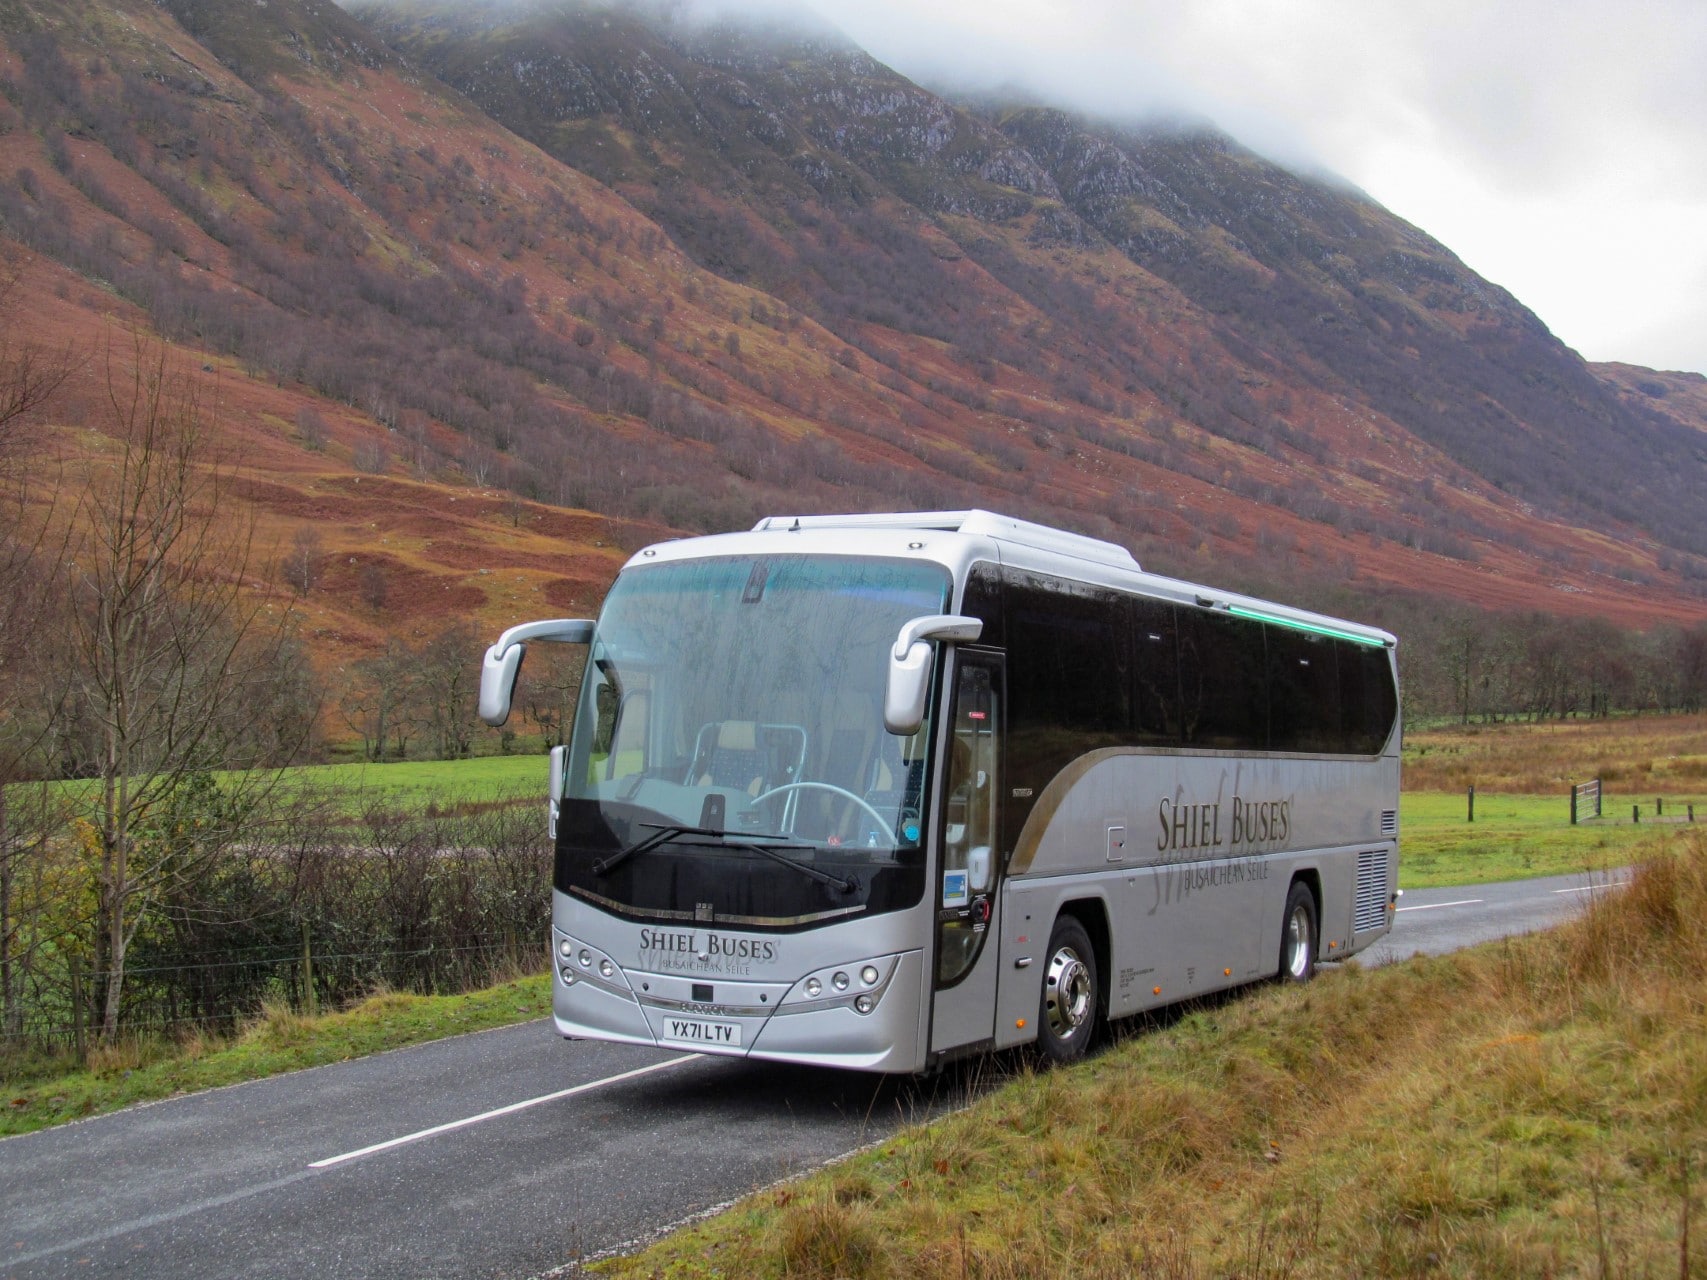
[1036, 916, 1098, 1063]
[1279, 881, 1318, 982]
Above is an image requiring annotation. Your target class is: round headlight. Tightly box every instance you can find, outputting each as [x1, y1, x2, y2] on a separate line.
[860, 965, 880, 986]
[558, 940, 573, 959]
[599, 959, 613, 978]
[855, 994, 874, 1014]
[805, 977, 822, 997]
[832, 971, 849, 991]
[560, 967, 576, 984]
[579, 950, 592, 967]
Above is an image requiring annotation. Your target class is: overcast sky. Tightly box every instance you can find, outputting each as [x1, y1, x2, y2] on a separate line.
[782, 0, 1707, 377]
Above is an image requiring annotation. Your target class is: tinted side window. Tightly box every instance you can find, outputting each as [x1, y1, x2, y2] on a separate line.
[961, 561, 1004, 648]
[1130, 597, 1181, 747]
[1005, 572, 1133, 785]
[1267, 626, 1341, 752]
[1178, 609, 1267, 750]
[1340, 641, 1398, 754]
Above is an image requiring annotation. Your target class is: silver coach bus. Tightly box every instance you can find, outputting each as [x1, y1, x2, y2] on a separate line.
[477, 511, 1400, 1072]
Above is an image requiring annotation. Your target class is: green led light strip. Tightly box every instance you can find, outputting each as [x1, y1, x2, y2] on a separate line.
[1227, 604, 1388, 647]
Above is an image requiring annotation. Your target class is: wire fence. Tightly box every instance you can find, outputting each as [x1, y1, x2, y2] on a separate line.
[4, 932, 545, 1054]
[0, 796, 556, 1057]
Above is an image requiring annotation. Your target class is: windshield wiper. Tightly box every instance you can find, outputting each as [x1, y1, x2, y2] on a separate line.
[591, 823, 723, 877]
[730, 837, 859, 895]
[592, 823, 857, 894]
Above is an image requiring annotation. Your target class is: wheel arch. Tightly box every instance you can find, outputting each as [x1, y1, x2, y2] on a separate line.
[1056, 896, 1112, 1018]
[1288, 866, 1322, 919]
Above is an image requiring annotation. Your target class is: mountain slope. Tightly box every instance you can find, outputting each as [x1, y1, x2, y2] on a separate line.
[358, 0, 1707, 562]
[0, 0, 1703, 669]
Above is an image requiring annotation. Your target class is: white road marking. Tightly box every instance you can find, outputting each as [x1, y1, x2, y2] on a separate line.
[309, 1055, 702, 1170]
[1553, 881, 1628, 895]
[1396, 898, 1483, 913]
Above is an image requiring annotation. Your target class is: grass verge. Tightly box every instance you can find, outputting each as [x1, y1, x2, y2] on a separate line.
[595, 834, 1707, 1279]
[0, 974, 551, 1139]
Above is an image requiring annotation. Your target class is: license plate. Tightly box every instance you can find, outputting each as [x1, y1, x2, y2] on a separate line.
[662, 1016, 742, 1048]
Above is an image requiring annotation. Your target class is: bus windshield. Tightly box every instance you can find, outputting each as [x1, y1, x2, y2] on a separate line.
[558, 555, 951, 928]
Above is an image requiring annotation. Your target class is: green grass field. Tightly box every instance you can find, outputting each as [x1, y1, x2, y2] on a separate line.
[1397, 790, 1695, 887]
[22, 753, 552, 819]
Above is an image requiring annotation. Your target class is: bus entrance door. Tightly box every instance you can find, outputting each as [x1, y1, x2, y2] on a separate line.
[930, 655, 1004, 1056]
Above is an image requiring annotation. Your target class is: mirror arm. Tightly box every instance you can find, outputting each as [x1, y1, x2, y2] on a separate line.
[478, 618, 595, 727]
[884, 614, 983, 736]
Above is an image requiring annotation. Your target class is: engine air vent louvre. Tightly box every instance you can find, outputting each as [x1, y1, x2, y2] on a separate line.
[1380, 810, 1398, 837]
[1354, 849, 1389, 934]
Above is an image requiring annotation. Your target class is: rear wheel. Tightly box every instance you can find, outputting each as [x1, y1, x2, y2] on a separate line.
[1279, 881, 1318, 982]
[1037, 916, 1098, 1063]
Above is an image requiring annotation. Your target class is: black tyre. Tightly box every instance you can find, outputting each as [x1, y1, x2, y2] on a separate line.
[1037, 915, 1098, 1063]
[1278, 880, 1318, 983]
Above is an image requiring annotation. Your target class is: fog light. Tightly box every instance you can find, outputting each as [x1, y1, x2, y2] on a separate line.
[558, 940, 573, 960]
[599, 959, 613, 978]
[860, 965, 879, 986]
[855, 994, 874, 1014]
[805, 977, 822, 997]
[832, 971, 849, 991]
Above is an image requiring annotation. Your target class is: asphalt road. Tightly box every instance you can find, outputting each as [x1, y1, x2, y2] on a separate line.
[1362, 866, 1628, 966]
[0, 867, 1623, 1280]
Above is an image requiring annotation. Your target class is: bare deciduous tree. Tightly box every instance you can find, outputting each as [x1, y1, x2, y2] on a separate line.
[521, 643, 586, 751]
[417, 621, 479, 760]
[282, 526, 324, 597]
[0, 246, 75, 1039]
[339, 638, 416, 762]
[64, 339, 298, 1040]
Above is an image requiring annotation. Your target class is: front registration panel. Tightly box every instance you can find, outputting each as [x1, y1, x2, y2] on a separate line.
[662, 1016, 743, 1048]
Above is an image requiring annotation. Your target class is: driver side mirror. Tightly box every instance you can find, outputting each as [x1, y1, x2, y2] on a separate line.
[884, 614, 983, 735]
[548, 744, 567, 839]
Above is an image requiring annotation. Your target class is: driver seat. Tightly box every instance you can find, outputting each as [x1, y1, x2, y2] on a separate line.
[686, 721, 805, 796]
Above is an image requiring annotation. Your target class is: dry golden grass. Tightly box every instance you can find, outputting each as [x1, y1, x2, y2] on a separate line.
[599, 835, 1707, 1279]
[1405, 714, 1707, 796]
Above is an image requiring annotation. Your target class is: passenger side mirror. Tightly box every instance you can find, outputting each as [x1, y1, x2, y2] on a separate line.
[478, 618, 595, 726]
[884, 614, 983, 735]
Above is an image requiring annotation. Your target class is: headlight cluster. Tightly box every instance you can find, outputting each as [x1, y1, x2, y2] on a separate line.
[555, 933, 623, 992]
[790, 956, 895, 1016]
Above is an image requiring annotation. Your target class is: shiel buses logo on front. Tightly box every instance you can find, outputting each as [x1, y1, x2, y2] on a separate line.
[637, 929, 778, 975]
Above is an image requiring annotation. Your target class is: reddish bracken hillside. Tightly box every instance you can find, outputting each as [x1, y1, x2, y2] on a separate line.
[2, 0, 1704, 682]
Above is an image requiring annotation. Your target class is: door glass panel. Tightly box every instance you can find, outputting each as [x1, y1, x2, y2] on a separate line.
[938, 661, 999, 985]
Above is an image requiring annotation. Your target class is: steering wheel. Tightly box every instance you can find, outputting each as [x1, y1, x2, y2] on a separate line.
[749, 782, 898, 846]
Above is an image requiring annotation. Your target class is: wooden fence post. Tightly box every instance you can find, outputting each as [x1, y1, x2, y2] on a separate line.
[302, 920, 317, 1018]
[70, 952, 85, 1059]
[1467, 785, 1475, 824]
